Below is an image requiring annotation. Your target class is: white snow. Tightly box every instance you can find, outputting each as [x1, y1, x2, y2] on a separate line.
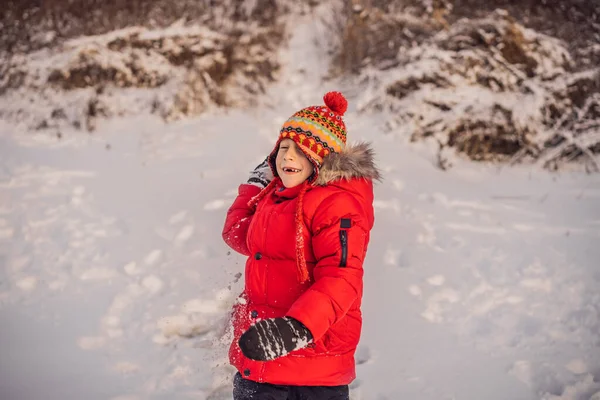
[141, 275, 164, 294]
[16, 276, 38, 291]
[0, 3, 599, 400]
[123, 261, 140, 276]
[426, 274, 446, 286]
[80, 267, 119, 281]
[77, 336, 107, 350]
[143, 249, 162, 265]
[168, 211, 188, 225]
[566, 359, 588, 375]
[204, 199, 227, 211]
[408, 285, 423, 297]
[174, 225, 195, 243]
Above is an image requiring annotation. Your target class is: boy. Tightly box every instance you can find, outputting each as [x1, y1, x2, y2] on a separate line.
[222, 92, 380, 399]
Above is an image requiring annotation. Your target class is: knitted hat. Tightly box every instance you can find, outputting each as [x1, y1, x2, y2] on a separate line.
[267, 91, 348, 183]
[249, 91, 350, 283]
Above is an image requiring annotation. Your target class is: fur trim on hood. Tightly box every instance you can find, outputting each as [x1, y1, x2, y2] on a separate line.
[314, 142, 382, 186]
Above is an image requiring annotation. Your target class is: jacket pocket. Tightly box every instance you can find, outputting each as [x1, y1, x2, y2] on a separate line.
[339, 218, 351, 267]
[339, 231, 348, 267]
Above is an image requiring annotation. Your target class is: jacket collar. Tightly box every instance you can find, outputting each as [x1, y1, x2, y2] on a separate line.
[272, 178, 308, 199]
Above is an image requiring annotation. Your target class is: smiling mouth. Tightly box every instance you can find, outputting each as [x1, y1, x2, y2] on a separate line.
[282, 167, 301, 173]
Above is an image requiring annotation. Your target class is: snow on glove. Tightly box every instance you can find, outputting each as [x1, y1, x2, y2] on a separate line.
[247, 158, 274, 189]
[239, 317, 313, 361]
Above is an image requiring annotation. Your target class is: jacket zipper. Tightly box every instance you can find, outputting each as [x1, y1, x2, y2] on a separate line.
[339, 230, 348, 267]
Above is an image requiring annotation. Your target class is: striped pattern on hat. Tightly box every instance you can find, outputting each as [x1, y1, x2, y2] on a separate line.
[278, 92, 348, 166]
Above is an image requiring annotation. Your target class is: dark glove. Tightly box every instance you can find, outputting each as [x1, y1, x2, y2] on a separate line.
[247, 158, 274, 189]
[239, 317, 313, 361]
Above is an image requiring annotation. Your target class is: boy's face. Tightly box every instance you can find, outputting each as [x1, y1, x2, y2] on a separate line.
[275, 138, 314, 188]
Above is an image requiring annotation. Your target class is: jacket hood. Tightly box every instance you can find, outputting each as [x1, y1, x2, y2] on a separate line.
[314, 142, 382, 186]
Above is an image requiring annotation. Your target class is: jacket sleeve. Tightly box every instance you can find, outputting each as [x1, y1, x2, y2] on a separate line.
[222, 183, 262, 256]
[286, 192, 369, 341]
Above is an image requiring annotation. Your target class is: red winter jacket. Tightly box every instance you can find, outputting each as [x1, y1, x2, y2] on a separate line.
[222, 143, 379, 386]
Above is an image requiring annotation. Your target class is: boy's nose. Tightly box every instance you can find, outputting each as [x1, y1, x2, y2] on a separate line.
[285, 148, 297, 159]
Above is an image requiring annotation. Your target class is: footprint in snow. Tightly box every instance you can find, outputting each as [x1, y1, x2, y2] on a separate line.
[408, 285, 422, 297]
[427, 275, 445, 286]
[204, 199, 226, 211]
[565, 359, 587, 375]
[123, 261, 141, 276]
[169, 210, 188, 224]
[383, 248, 401, 267]
[144, 249, 162, 265]
[355, 345, 372, 365]
[174, 224, 194, 244]
[78, 275, 168, 350]
[372, 199, 401, 214]
[154, 288, 235, 344]
[421, 288, 460, 323]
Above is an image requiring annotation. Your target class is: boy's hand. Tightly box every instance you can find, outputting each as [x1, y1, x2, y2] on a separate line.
[239, 317, 313, 361]
[247, 158, 274, 189]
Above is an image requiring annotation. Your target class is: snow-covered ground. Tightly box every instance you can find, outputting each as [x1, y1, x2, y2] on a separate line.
[1, 5, 600, 400]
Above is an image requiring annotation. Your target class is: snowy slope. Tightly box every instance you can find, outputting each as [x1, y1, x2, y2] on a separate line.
[1, 5, 600, 400]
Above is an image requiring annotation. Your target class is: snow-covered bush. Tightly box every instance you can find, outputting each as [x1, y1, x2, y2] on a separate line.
[0, 0, 302, 131]
[333, 2, 600, 171]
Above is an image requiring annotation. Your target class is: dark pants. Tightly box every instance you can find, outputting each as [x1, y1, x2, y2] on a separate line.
[233, 372, 350, 400]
